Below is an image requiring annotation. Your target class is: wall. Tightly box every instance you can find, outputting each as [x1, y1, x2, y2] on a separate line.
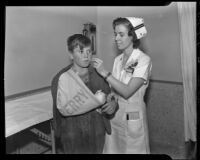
[5, 4, 182, 93]
[145, 81, 184, 158]
[96, 3, 182, 82]
[5, 7, 97, 96]
[5, 4, 186, 158]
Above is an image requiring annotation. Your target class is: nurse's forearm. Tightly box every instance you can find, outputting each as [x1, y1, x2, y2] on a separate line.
[98, 69, 143, 99]
[106, 75, 134, 99]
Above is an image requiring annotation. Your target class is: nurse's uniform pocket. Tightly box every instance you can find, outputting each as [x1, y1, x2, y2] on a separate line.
[126, 111, 143, 139]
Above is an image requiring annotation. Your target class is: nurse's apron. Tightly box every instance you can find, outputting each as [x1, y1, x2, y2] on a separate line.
[103, 51, 150, 154]
[103, 98, 150, 154]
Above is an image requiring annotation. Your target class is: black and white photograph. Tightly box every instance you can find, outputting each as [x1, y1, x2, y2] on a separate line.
[4, 2, 197, 160]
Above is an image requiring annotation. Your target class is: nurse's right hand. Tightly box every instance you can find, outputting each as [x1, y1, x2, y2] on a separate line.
[92, 58, 108, 78]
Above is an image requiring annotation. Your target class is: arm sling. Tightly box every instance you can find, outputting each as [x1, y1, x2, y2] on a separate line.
[57, 69, 103, 116]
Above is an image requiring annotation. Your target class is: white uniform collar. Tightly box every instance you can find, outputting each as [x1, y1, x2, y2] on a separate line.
[121, 49, 140, 65]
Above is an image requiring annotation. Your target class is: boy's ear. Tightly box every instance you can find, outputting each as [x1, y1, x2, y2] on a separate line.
[69, 53, 73, 60]
[67, 47, 74, 60]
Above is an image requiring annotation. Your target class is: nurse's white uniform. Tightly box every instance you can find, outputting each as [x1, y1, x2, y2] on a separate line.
[103, 48, 152, 154]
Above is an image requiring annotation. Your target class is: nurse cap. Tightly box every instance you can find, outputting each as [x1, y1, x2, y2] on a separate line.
[125, 17, 147, 39]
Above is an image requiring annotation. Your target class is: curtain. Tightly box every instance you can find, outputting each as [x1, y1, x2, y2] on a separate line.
[177, 2, 196, 142]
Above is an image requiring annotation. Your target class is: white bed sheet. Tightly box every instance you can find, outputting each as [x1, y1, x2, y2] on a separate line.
[5, 91, 53, 137]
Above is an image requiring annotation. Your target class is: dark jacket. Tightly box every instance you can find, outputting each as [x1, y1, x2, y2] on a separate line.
[51, 64, 112, 138]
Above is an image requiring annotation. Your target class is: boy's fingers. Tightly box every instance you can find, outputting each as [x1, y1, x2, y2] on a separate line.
[102, 106, 114, 114]
[101, 103, 109, 109]
[102, 103, 113, 112]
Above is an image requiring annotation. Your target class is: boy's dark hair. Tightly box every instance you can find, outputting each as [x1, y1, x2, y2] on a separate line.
[67, 34, 91, 52]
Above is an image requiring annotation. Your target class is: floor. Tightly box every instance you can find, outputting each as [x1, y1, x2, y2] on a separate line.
[6, 121, 187, 159]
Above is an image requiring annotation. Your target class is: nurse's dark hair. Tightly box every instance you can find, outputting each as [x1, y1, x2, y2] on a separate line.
[112, 17, 140, 48]
[67, 34, 91, 53]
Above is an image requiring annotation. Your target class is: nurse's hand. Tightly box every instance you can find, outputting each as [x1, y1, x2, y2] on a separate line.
[92, 58, 108, 78]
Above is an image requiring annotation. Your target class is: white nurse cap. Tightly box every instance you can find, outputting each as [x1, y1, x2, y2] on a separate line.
[125, 17, 147, 39]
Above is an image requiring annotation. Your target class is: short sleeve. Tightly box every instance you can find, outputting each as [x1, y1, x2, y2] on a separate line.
[112, 57, 118, 78]
[112, 55, 122, 79]
[132, 55, 152, 84]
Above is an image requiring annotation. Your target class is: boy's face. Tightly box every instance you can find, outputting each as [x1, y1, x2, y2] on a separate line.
[70, 45, 92, 68]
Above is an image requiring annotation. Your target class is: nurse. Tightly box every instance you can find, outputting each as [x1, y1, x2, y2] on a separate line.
[92, 17, 152, 154]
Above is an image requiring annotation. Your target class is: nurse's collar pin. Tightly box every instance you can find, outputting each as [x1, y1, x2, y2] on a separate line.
[124, 60, 138, 73]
